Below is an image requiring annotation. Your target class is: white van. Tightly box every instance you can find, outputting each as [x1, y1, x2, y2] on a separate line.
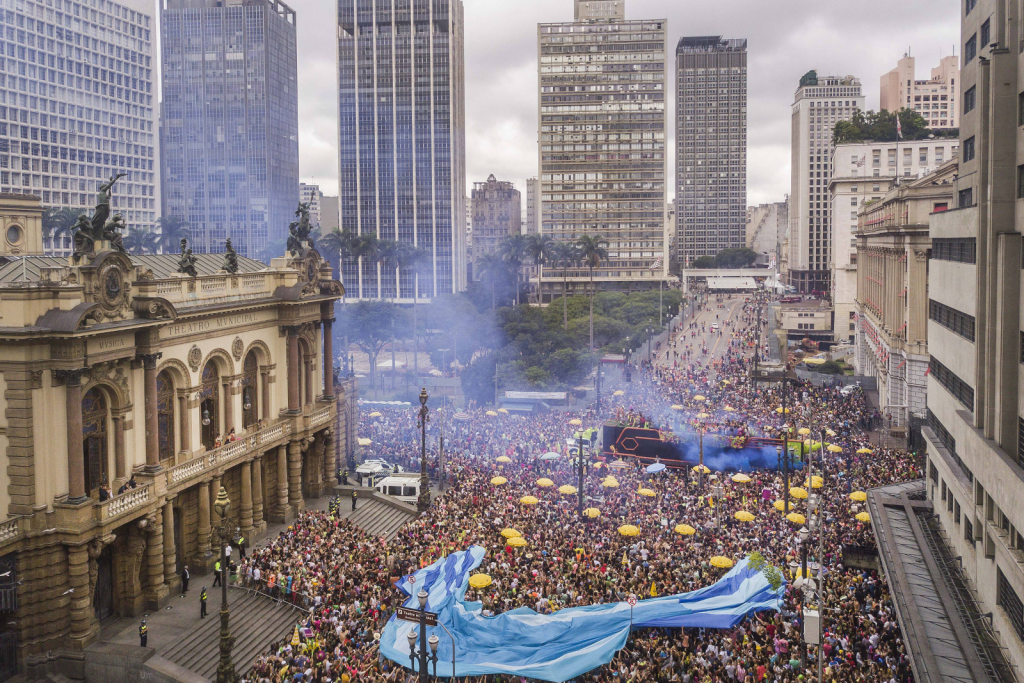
[375, 473, 421, 504]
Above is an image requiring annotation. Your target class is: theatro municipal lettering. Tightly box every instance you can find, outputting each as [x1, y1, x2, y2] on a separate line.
[161, 311, 271, 340]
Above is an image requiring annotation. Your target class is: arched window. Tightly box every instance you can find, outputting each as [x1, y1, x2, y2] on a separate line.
[199, 361, 219, 450]
[157, 371, 175, 460]
[242, 352, 258, 428]
[81, 388, 108, 494]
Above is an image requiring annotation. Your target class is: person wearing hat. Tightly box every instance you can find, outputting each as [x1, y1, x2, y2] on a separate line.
[200, 587, 208, 618]
[138, 619, 148, 647]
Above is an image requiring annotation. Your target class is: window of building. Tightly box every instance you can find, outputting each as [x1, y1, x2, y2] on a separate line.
[981, 18, 991, 48]
[928, 408, 973, 483]
[964, 86, 976, 115]
[966, 34, 977, 63]
[930, 357, 975, 411]
[156, 371, 175, 461]
[965, 517, 975, 542]
[998, 568, 1024, 642]
[963, 136, 976, 162]
[959, 187, 974, 207]
[933, 238, 977, 263]
[966, 0, 977, 14]
[929, 299, 976, 341]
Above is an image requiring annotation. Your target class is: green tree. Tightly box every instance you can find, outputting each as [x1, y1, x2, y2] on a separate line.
[475, 253, 505, 311]
[713, 247, 758, 268]
[576, 234, 608, 352]
[498, 233, 529, 305]
[122, 225, 159, 254]
[42, 207, 80, 248]
[154, 216, 191, 254]
[339, 300, 405, 395]
[692, 255, 716, 269]
[551, 241, 579, 330]
[461, 352, 497, 406]
[319, 226, 356, 284]
[832, 108, 931, 143]
[525, 233, 554, 303]
[349, 234, 381, 299]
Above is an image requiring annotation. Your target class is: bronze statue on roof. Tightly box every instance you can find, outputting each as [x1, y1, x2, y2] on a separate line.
[222, 237, 239, 274]
[287, 202, 314, 255]
[177, 238, 198, 277]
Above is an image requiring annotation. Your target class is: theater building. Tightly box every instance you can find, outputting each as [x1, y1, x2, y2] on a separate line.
[0, 192, 355, 678]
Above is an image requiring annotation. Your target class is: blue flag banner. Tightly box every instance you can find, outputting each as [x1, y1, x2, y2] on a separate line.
[379, 546, 783, 682]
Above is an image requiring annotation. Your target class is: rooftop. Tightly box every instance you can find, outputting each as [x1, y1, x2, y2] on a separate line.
[0, 253, 266, 284]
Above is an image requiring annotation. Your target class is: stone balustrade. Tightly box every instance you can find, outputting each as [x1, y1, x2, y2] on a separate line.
[165, 418, 293, 490]
[135, 271, 278, 305]
[96, 483, 152, 523]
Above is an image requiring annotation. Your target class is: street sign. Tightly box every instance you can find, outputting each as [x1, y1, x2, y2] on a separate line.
[627, 595, 637, 607]
[397, 606, 438, 626]
[408, 575, 416, 584]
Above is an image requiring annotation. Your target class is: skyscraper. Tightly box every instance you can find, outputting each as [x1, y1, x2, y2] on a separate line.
[160, 0, 299, 261]
[788, 71, 864, 294]
[337, 0, 467, 301]
[675, 36, 747, 266]
[470, 174, 520, 278]
[0, 0, 157, 258]
[537, 0, 667, 301]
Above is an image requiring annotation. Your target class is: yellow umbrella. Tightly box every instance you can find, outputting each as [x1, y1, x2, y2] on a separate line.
[692, 395, 706, 402]
[731, 473, 751, 483]
[568, 418, 582, 426]
[674, 524, 696, 536]
[613, 390, 625, 396]
[638, 488, 656, 497]
[486, 410, 498, 417]
[696, 412, 711, 419]
[496, 455, 512, 463]
[856, 447, 873, 454]
[468, 573, 493, 589]
[583, 507, 601, 518]
[709, 556, 734, 569]
[500, 528, 521, 538]
[497, 408, 509, 414]
[825, 429, 837, 437]
[803, 476, 823, 489]
[775, 407, 791, 414]
[856, 511, 871, 523]
[536, 478, 554, 488]
[692, 465, 711, 474]
[797, 427, 811, 435]
[773, 500, 786, 512]
[490, 476, 508, 486]
[601, 477, 620, 488]
[734, 511, 755, 522]
[368, 411, 382, 418]
[849, 491, 868, 502]
[357, 437, 372, 447]
[671, 404, 685, 411]
[789, 487, 808, 499]
[618, 524, 640, 537]
[721, 380, 731, 385]
[520, 495, 539, 505]
[507, 536, 527, 547]
[291, 624, 301, 647]
[558, 484, 578, 495]
[724, 406, 736, 412]
[786, 512, 806, 525]
[827, 444, 843, 453]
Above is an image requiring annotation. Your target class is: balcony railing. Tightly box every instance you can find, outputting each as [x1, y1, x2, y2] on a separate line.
[165, 419, 292, 490]
[306, 405, 332, 431]
[96, 483, 152, 523]
[134, 272, 280, 306]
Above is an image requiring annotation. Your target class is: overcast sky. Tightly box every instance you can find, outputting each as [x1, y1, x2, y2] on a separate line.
[290, 0, 960, 207]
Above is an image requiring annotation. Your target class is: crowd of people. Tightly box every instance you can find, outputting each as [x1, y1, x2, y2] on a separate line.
[240, 292, 919, 683]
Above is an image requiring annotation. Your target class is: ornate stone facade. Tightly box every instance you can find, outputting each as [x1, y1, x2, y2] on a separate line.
[0, 193, 354, 679]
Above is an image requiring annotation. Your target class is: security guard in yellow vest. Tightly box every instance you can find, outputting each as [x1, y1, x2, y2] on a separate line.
[213, 559, 222, 587]
[200, 587, 208, 618]
[139, 620, 148, 647]
[351, 488, 358, 511]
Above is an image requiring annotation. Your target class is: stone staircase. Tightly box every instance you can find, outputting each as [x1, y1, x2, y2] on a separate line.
[160, 589, 304, 680]
[346, 497, 415, 540]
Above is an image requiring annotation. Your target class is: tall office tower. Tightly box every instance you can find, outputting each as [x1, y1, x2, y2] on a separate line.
[160, 0, 299, 261]
[300, 182, 323, 227]
[880, 54, 959, 130]
[337, 0, 466, 301]
[788, 71, 863, 293]
[525, 177, 539, 235]
[470, 174, 520, 278]
[914, 2, 1024, 677]
[0, 0, 157, 258]
[537, 0, 667, 301]
[675, 36, 747, 265]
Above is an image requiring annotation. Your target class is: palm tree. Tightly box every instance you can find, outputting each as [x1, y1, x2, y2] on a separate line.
[576, 234, 609, 352]
[154, 216, 190, 254]
[42, 207, 80, 251]
[122, 226, 159, 254]
[498, 233, 529, 305]
[525, 233, 554, 304]
[319, 227, 354, 274]
[375, 239, 403, 300]
[476, 253, 504, 311]
[350, 234, 381, 299]
[551, 241, 578, 330]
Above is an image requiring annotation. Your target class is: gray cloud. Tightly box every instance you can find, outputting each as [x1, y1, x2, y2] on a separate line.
[294, 0, 960, 206]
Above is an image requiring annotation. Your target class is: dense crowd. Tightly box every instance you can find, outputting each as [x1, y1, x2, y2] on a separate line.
[241, 293, 920, 683]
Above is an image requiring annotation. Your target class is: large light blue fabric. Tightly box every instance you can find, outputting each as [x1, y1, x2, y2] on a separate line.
[379, 546, 783, 682]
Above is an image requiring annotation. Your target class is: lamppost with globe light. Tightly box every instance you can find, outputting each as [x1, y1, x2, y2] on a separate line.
[212, 486, 235, 683]
[407, 589, 439, 683]
[416, 388, 431, 512]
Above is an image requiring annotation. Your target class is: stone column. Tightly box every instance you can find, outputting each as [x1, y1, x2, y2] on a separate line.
[162, 500, 178, 592]
[197, 480, 211, 557]
[323, 317, 335, 400]
[287, 439, 303, 512]
[323, 431, 336, 488]
[67, 542, 95, 646]
[305, 357, 314, 406]
[210, 475, 221, 534]
[141, 353, 163, 470]
[251, 454, 264, 531]
[240, 461, 253, 541]
[178, 394, 190, 453]
[60, 369, 88, 503]
[260, 369, 271, 420]
[222, 380, 234, 437]
[112, 414, 126, 485]
[145, 512, 167, 609]
[276, 444, 289, 517]
[286, 327, 300, 413]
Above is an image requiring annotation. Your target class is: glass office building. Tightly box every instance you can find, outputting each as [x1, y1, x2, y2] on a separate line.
[160, 0, 299, 261]
[0, 0, 157, 257]
[337, 0, 466, 301]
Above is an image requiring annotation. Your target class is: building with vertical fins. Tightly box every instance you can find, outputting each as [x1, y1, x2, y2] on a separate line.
[337, 0, 467, 301]
[675, 36, 747, 266]
[159, 0, 299, 261]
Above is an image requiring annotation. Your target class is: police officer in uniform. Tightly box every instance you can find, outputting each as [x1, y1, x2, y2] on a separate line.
[237, 534, 246, 558]
[200, 587, 208, 618]
[213, 559, 222, 587]
[139, 619, 148, 647]
[351, 488, 358, 511]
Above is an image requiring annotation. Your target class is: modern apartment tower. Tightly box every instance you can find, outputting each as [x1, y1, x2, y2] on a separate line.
[337, 0, 467, 301]
[675, 36, 747, 265]
[0, 0, 157, 257]
[537, 0, 667, 300]
[788, 71, 864, 293]
[880, 54, 959, 130]
[160, 0, 299, 261]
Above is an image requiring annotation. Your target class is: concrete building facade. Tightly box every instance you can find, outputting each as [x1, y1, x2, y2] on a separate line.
[525, 177, 539, 235]
[745, 200, 788, 260]
[880, 54, 959, 130]
[788, 72, 864, 294]
[470, 174, 520, 280]
[160, 0, 299, 261]
[537, 0, 667, 301]
[337, 0, 467, 302]
[675, 36, 746, 265]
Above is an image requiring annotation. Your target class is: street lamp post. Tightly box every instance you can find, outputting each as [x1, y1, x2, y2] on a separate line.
[712, 481, 724, 529]
[407, 590, 439, 683]
[416, 388, 431, 512]
[577, 433, 586, 517]
[437, 350, 450, 492]
[212, 486, 235, 683]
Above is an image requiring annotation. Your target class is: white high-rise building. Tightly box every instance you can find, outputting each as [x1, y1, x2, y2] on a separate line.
[0, 0, 158, 258]
[880, 54, 959, 130]
[788, 71, 864, 294]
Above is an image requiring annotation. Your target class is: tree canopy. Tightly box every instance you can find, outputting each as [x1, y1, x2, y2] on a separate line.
[832, 108, 952, 144]
[691, 247, 758, 269]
